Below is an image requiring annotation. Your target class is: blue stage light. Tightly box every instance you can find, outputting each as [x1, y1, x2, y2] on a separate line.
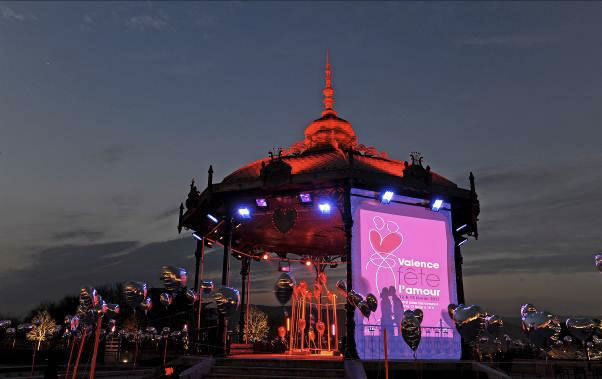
[237, 207, 251, 218]
[207, 214, 219, 223]
[318, 202, 331, 214]
[381, 191, 394, 204]
[456, 224, 468, 233]
[255, 198, 268, 208]
[192, 232, 202, 241]
[431, 199, 443, 212]
[458, 238, 468, 246]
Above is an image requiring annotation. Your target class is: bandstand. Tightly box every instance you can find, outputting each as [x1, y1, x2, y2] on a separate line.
[177, 53, 480, 360]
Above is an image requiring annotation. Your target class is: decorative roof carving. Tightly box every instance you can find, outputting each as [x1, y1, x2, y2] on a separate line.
[185, 178, 200, 210]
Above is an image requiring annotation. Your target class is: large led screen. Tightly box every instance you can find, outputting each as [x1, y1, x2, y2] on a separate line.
[351, 189, 461, 360]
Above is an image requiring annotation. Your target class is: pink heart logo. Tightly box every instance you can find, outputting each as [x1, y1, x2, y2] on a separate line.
[369, 230, 402, 254]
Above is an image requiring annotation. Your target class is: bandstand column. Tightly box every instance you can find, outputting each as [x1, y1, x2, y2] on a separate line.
[193, 238, 202, 296]
[343, 180, 359, 359]
[193, 237, 203, 348]
[239, 257, 250, 343]
[454, 245, 465, 304]
[218, 216, 232, 356]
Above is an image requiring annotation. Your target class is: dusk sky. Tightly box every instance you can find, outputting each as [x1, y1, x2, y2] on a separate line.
[1, 2, 601, 318]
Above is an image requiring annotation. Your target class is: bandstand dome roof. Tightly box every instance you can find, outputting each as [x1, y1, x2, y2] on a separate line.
[178, 52, 479, 258]
[221, 53, 456, 189]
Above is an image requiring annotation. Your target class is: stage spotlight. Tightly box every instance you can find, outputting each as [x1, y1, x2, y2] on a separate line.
[304, 258, 312, 266]
[456, 224, 468, 233]
[204, 240, 213, 248]
[192, 232, 202, 241]
[237, 207, 251, 219]
[255, 198, 268, 208]
[232, 253, 243, 260]
[431, 199, 444, 212]
[381, 191, 394, 204]
[262, 253, 269, 260]
[318, 202, 331, 214]
[207, 214, 219, 223]
[458, 238, 469, 247]
[299, 193, 312, 204]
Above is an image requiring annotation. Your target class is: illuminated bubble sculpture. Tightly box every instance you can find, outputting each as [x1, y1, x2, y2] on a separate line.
[79, 287, 99, 311]
[160, 292, 173, 307]
[520, 303, 561, 350]
[365, 294, 378, 313]
[274, 273, 295, 305]
[402, 309, 423, 357]
[595, 254, 602, 273]
[185, 288, 199, 302]
[450, 304, 486, 345]
[124, 281, 148, 307]
[566, 318, 596, 343]
[200, 280, 215, 295]
[213, 287, 240, 318]
[160, 265, 188, 292]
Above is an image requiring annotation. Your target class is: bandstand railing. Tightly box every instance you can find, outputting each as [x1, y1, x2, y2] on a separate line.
[356, 322, 461, 360]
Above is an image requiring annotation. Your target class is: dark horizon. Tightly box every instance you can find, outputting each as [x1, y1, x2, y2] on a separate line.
[1, 1, 601, 319]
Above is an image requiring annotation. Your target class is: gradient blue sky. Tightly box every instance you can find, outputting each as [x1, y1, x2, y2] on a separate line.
[1, 2, 601, 317]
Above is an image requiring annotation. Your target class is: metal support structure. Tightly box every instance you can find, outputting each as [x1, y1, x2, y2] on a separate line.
[239, 257, 250, 343]
[343, 179, 359, 359]
[217, 217, 232, 356]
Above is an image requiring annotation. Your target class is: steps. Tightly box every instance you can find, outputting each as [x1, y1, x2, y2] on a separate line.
[205, 358, 345, 379]
[230, 343, 254, 355]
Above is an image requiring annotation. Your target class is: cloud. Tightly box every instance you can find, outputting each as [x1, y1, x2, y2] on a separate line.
[0, 235, 347, 317]
[459, 34, 551, 48]
[95, 145, 132, 165]
[460, 156, 602, 279]
[154, 206, 179, 222]
[126, 14, 169, 31]
[80, 14, 94, 31]
[1, 6, 25, 21]
[52, 229, 105, 242]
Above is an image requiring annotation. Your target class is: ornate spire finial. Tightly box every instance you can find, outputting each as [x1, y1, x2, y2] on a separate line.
[322, 49, 336, 116]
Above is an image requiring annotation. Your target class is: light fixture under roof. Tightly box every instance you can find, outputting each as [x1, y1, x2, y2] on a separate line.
[318, 202, 331, 214]
[207, 214, 219, 223]
[381, 191, 394, 204]
[237, 207, 251, 219]
[456, 224, 468, 233]
[299, 193, 312, 203]
[255, 198, 268, 208]
[431, 199, 443, 212]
